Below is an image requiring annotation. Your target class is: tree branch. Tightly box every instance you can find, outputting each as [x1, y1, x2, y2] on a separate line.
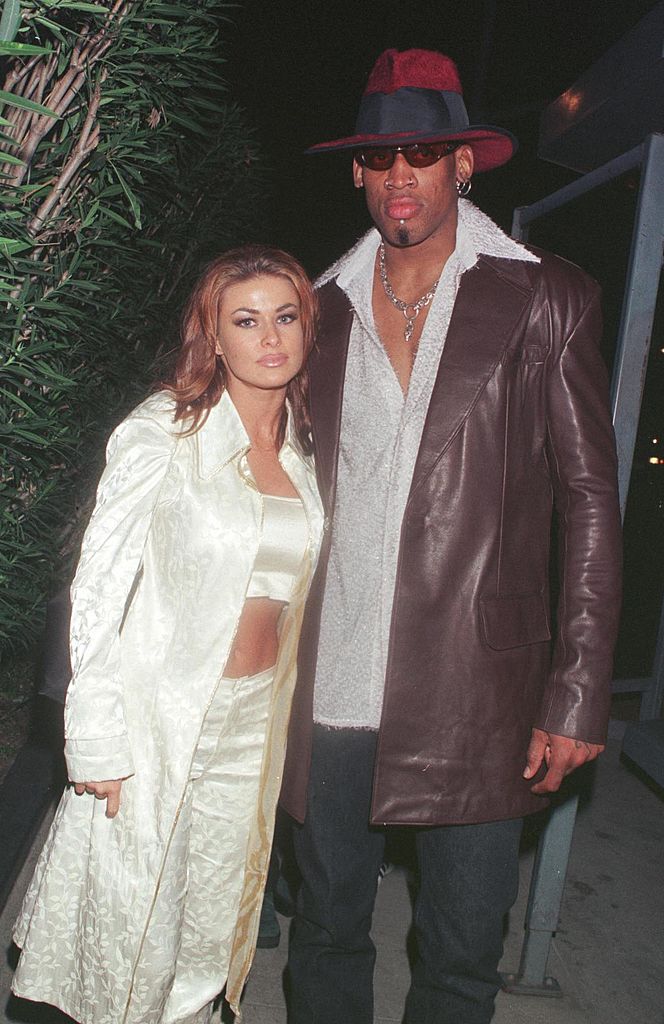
[1, 3, 129, 186]
[28, 80, 103, 235]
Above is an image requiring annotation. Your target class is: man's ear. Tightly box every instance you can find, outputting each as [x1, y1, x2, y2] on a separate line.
[455, 145, 474, 183]
[352, 158, 364, 190]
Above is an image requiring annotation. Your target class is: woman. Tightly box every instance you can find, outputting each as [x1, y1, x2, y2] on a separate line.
[12, 246, 324, 1024]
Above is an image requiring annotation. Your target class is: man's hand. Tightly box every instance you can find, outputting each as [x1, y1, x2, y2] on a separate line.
[73, 779, 123, 818]
[523, 728, 604, 794]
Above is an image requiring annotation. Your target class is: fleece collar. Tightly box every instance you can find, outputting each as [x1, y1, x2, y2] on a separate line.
[316, 198, 539, 290]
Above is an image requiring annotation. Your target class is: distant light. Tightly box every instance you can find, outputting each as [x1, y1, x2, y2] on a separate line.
[649, 457, 660, 464]
[561, 88, 583, 115]
[653, 438, 659, 444]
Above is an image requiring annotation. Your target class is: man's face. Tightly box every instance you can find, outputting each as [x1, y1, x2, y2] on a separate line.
[352, 144, 474, 249]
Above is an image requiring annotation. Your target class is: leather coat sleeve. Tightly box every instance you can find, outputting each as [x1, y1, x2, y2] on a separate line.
[65, 407, 177, 782]
[536, 283, 622, 744]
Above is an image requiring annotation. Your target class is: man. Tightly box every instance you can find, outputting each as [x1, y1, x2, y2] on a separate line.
[280, 48, 622, 1024]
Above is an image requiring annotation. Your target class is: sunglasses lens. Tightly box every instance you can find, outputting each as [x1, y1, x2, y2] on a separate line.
[357, 148, 395, 171]
[356, 143, 458, 171]
[406, 144, 444, 167]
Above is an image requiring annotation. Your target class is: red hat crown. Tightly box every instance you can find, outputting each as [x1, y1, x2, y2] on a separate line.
[365, 48, 463, 96]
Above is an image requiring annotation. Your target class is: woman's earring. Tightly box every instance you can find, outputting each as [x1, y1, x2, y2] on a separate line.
[456, 178, 472, 197]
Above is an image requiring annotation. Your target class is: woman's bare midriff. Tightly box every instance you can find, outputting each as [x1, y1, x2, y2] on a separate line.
[222, 597, 285, 678]
[222, 449, 300, 679]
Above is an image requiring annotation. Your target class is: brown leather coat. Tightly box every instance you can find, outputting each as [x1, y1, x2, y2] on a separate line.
[281, 248, 622, 826]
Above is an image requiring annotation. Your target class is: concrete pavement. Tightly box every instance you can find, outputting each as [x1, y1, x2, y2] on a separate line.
[240, 735, 663, 1024]
[1, 735, 662, 1024]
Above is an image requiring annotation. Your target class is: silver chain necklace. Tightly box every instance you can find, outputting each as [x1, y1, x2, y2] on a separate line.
[378, 242, 439, 343]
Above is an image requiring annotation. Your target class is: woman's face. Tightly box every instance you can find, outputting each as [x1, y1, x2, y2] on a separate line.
[215, 274, 305, 401]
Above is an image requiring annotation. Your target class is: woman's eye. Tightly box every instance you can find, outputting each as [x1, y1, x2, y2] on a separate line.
[277, 313, 297, 324]
[233, 318, 255, 328]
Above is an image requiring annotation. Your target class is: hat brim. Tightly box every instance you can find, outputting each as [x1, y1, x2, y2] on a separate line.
[305, 126, 517, 173]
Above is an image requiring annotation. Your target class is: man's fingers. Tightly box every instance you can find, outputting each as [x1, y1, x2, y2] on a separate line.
[529, 735, 605, 794]
[73, 782, 85, 796]
[530, 762, 566, 794]
[523, 728, 547, 779]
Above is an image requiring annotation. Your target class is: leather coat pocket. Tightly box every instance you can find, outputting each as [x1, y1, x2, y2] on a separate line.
[480, 591, 551, 650]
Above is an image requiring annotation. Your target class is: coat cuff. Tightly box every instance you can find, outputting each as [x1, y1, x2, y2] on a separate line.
[534, 680, 611, 746]
[65, 735, 135, 783]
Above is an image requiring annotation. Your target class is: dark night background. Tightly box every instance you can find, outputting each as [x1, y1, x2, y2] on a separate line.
[225, 0, 664, 684]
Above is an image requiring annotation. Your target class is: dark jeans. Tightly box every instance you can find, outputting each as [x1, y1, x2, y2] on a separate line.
[288, 725, 522, 1024]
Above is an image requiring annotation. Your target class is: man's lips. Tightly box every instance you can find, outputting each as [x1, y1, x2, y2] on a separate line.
[385, 199, 422, 220]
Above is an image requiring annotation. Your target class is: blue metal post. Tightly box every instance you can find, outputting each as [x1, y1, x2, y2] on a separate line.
[612, 132, 664, 732]
[640, 599, 664, 722]
[512, 143, 644, 241]
[502, 796, 578, 997]
[611, 133, 664, 513]
[503, 133, 664, 997]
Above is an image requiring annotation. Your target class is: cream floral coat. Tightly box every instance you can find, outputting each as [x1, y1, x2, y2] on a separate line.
[12, 390, 324, 1023]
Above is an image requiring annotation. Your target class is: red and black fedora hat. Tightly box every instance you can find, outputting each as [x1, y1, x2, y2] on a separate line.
[306, 48, 516, 173]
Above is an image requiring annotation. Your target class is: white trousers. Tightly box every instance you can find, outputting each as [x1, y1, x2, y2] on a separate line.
[161, 666, 273, 1024]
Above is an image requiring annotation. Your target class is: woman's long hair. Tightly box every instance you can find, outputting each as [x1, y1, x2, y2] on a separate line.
[166, 245, 318, 450]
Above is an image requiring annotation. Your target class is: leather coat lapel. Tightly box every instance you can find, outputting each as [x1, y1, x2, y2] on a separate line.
[309, 282, 353, 513]
[409, 256, 533, 500]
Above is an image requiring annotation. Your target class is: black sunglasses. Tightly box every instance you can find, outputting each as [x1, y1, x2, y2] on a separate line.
[354, 142, 460, 171]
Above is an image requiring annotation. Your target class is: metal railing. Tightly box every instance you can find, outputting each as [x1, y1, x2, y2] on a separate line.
[503, 132, 664, 996]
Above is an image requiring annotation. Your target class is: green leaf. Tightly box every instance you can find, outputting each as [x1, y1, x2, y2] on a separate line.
[0, 90, 60, 120]
[0, 426, 53, 445]
[53, 1, 115, 10]
[0, 236, 33, 255]
[110, 166, 142, 229]
[31, 16, 67, 41]
[0, 42, 52, 57]
[167, 112, 209, 136]
[0, 0, 21, 43]
[0, 151, 25, 166]
[98, 205, 134, 230]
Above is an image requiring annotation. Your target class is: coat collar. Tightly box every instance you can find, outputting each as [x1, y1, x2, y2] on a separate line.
[308, 285, 354, 512]
[407, 252, 534, 500]
[310, 202, 541, 514]
[311, 249, 538, 510]
[196, 390, 307, 479]
[316, 198, 539, 290]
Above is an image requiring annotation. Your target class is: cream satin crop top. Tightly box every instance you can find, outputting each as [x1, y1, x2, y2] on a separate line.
[246, 494, 309, 603]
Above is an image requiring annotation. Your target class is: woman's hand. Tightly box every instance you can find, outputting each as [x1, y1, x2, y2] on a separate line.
[73, 779, 124, 818]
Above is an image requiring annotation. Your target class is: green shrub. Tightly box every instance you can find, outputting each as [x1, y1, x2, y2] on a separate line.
[0, 1, 266, 657]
